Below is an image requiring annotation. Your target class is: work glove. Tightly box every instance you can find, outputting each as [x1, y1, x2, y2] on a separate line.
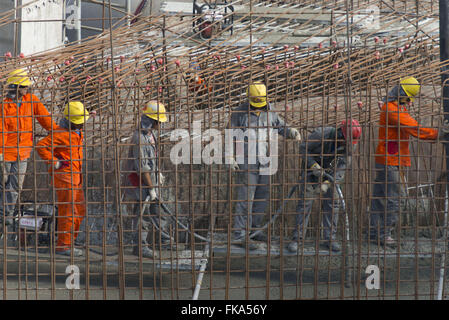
[320, 180, 331, 193]
[149, 188, 158, 201]
[306, 184, 322, 196]
[288, 128, 302, 141]
[310, 163, 323, 178]
[228, 158, 240, 171]
[54, 160, 69, 170]
[159, 173, 165, 186]
[305, 184, 316, 196]
[439, 119, 449, 140]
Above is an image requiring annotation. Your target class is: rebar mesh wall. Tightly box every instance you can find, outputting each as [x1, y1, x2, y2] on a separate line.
[0, 0, 448, 300]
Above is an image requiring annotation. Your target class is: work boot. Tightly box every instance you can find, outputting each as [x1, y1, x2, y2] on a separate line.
[56, 248, 83, 257]
[380, 236, 397, 248]
[233, 237, 258, 251]
[0, 212, 13, 226]
[287, 241, 298, 253]
[369, 236, 397, 248]
[133, 245, 156, 258]
[321, 240, 341, 252]
[251, 231, 268, 242]
[159, 239, 183, 251]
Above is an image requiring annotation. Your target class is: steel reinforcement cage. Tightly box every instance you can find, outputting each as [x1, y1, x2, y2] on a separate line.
[0, 0, 447, 300]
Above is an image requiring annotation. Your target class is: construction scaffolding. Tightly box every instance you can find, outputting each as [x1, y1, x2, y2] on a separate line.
[0, 0, 448, 300]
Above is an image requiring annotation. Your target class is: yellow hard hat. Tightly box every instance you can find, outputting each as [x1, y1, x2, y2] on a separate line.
[143, 100, 167, 122]
[64, 101, 89, 124]
[400, 76, 420, 102]
[247, 82, 267, 108]
[7, 68, 31, 87]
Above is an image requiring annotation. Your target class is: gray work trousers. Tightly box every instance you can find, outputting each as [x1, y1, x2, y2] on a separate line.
[132, 201, 170, 245]
[369, 163, 400, 240]
[0, 160, 28, 220]
[292, 181, 339, 241]
[233, 171, 269, 239]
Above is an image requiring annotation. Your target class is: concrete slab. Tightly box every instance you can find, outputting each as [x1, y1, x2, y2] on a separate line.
[0, 233, 444, 276]
[210, 233, 446, 260]
[0, 245, 206, 273]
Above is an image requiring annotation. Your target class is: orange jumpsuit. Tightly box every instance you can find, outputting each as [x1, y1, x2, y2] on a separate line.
[375, 101, 438, 167]
[36, 126, 85, 251]
[370, 101, 438, 240]
[189, 75, 211, 93]
[0, 93, 56, 160]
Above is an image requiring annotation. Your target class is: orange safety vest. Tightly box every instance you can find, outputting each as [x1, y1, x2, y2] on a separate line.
[375, 101, 438, 167]
[0, 94, 56, 161]
[36, 127, 84, 185]
[189, 75, 211, 93]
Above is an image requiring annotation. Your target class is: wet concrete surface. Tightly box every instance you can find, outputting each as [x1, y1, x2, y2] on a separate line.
[0, 234, 447, 299]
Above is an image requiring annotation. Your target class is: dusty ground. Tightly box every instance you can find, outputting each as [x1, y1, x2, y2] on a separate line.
[0, 234, 447, 300]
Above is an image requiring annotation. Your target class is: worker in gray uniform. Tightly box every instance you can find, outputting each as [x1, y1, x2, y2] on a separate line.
[228, 82, 301, 250]
[124, 100, 169, 258]
[288, 120, 362, 253]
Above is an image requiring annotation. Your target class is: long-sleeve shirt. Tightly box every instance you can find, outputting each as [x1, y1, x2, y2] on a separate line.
[0, 93, 57, 161]
[125, 129, 160, 188]
[36, 126, 84, 185]
[300, 127, 350, 183]
[228, 102, 293, 171]
[375, 101, 438, 167]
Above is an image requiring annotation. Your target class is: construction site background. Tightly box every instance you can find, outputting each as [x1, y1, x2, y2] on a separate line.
[0, 0, 448, 300]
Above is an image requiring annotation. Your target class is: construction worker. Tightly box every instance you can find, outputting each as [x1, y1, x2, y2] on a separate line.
[36, 102, 89, 256]
[0, 69, 57, 227]
[228, 82, 301, 250]
[187, 62, 210, 95]
[288, 120, 362, 253]
[124, 100, 169, 258]
[369, 77, 447, 247]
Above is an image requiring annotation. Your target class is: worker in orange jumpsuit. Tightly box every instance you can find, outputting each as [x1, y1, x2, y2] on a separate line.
[0, 69, 57, 228]
[188, 62, 211, 95]
[370, 77, 447, 247]
[36, 102, 89, 256]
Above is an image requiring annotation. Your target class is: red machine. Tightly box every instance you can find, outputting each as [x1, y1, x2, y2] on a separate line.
[193, 0, 234, 40]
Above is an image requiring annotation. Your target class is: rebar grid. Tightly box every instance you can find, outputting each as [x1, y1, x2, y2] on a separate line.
[0, 0, 447, 300]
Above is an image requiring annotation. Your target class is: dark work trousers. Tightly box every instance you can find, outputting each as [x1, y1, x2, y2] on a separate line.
[369, 163, 400, 240]
[292, 175, 340, 241]
[132, 200, 172, 246]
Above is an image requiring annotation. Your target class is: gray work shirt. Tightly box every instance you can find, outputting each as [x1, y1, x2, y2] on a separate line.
[125, 129, 160, 199]
[228, 102, 293, 172]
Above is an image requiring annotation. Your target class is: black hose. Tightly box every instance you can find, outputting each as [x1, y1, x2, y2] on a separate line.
[249, 184, 298, 239]
[158, 185, 300, 243]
